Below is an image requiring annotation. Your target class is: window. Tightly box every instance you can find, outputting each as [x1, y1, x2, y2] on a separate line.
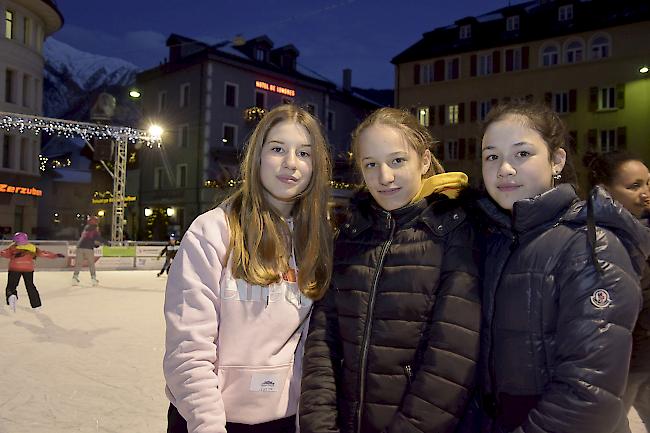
[22, 74, 30, 107]
[565, 40, 584, 63]
[541, 45, 559, 66]
[558, 4, 573, 21]
[506, 48, 522, 72]
[35, 25, 43, 52]
[447, 105, 459, 125]
[255, 47, 267, 62]
[590, 35, 610, 60]
[460, 24, 471, 40]
[554, 92, 569, 113]
[222, 124, 237, 147]
[158, 91, 167, 112]
[2, 135, 11, 168]
[446, 58, 460, 80]
[506, 16, 520, 32]
[479, 100, 492, 121]
[417, 107, 430, 127]
[154, 167, 164, 189]
[479, 53, 492, 76]
[446, 140, 459, 160]
[5, 10, 14, 39]
[180, 83, 190, 107]
[306, 104, 316, 116]
[599, 129, 617, 153]
[420, 63, 433, 84]
[178, 124, 189, 148]
[327, 110, 335, 132]
[20, 138, 29, 171]
[224, 82, 238, 107]
[23, 17, 31, 45]
[599, 87, 616, 110]
[5, 69, 14, 103]
[176, 164, 187, 188]
[255, 91, 266, 109]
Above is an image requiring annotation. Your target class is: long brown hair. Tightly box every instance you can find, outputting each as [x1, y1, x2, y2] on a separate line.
[225, 104, 332, 300]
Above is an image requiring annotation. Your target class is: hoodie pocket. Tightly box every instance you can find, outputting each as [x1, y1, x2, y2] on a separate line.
[217, 363, 295, 424]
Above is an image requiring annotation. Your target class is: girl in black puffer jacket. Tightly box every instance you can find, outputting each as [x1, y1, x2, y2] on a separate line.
[473, 102, 650, 433]
[300, 108, 481, 433]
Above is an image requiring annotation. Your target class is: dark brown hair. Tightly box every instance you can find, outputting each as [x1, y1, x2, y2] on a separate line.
[483, 101, 577, 185]
[583, 150, 643, 188]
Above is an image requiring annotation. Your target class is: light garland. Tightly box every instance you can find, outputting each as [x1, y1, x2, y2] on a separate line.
[204, 179, 241, 189]
[0, 111, 161, 147]
[243, 107, 266, 123]
[39, 154, 72, 172]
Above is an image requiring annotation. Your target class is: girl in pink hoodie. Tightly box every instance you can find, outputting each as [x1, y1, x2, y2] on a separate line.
[2, 232, 64, 311]
[164, 104, 332, 433]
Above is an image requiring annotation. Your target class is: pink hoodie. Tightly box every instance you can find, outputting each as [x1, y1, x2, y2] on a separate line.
[163, 207, 312, 433]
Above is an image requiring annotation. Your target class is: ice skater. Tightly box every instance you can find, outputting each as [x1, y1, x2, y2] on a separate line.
[157, 236, 179, 277]
[2, 232, 64, 312]
[72, 216, 103, 286]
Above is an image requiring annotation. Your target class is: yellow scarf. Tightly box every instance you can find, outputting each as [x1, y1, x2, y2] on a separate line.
[409, 172, 469, 204]
[16, 243, 37, 254]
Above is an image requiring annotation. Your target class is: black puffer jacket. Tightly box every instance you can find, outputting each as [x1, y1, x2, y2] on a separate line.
[475, 184, 650, 433]
[631, 219, 650, 373]
[300, 192, 481, 433]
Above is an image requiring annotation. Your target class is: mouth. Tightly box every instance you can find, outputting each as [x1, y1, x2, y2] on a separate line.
[497, 184, 522, 192]
[277, 175, 299, 184]
[377, 187, 401, 196]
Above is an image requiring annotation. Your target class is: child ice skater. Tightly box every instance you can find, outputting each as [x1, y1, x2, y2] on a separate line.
[157, 236, 179, 277]
[2, 232, 64, 312]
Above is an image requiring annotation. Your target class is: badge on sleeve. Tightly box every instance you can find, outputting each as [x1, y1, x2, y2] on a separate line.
[590, 288, 612, 309]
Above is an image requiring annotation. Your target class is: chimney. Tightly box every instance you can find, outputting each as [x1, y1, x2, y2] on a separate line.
[343, 68, 352, 92]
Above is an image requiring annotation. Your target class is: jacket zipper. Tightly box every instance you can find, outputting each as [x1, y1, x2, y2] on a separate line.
[404, 364, 413, 384]
[356, 212, 395, 433]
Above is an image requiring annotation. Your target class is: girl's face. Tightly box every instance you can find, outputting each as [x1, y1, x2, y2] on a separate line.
[481, 114, 566, 211]
[607, 160, 650, 218]
[260, 120, 313, 217]
[358, 124, 431, 211]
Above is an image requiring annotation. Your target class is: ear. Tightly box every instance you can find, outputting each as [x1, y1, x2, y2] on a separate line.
[421, 149, 432, 176]
[552, 148, 567, 174]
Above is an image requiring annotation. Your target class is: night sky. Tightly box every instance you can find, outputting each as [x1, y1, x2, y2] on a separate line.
[54, 0, 519, 89]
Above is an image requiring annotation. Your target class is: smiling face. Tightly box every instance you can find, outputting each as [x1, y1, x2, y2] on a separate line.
[259, 120, 313, 217]
[606, 160, 650, 218]
[358, 124, 431, 211]
[481, 114, 566, 211]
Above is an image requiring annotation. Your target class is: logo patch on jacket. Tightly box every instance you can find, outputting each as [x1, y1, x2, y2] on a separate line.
[590, 288, 612, 309]
[250, 373, 280, 392]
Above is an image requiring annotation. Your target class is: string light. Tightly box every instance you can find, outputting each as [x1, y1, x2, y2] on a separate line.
[0, 111, 162, 147]
[204, 179, 241, 189]
[243, 107, 266, 123]
[39, 154, 72, 172]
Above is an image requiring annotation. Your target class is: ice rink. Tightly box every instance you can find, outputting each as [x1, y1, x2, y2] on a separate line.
[0, 270, 647, 433]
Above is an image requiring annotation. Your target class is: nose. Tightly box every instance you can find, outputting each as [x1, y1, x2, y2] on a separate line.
[283, 151, 297, 170]
[378, 164, 395, 185]
[497, 160, 516, 178]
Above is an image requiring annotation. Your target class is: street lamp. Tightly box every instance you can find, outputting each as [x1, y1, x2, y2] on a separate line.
[148, 124, 164, 140]
[129, 89, 141, 98]
[144, 207, 153, 217]
[640, 66, 649, 74]
[166, 207, 175, 217]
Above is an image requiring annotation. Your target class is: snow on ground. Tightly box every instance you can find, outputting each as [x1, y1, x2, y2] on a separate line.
[0, 270, 168, 433]
[0, 270, 647, 433]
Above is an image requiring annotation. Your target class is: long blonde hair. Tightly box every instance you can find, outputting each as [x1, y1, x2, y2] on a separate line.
[225, 104, 332, 300]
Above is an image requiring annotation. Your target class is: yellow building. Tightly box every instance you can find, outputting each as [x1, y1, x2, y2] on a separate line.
[392, 0, 650, 190]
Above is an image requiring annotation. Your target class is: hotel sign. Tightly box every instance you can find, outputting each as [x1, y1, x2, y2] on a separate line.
[255, 80, 296, 97]
[0, 183, 43, 197]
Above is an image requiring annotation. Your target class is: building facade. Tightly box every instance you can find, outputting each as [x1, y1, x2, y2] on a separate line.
[0, 0, 62, 236]
[135, 34, 379, 239]
[392, 0, 650, 189]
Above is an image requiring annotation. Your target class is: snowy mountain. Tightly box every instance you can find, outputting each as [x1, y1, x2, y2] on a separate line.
[43, 38, 140, 121]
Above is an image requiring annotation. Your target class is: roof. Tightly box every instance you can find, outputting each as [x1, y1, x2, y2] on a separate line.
[38, 0, 64, 35]
[392, 0, 650, 64]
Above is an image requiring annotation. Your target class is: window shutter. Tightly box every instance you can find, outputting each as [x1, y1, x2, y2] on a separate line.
[414, 64, 421, 85]
[589, 87, 598, 112]
[434, 60, 445, 81]
[468, 137, 477, 160]
[493, 50, 501, 73]
[459, 102, 466, 123]
[429, 106, 436, 126]
[470, 101, 477, 122]
[470, 55, 477, 77]
[522, 46, 530, 69]
[544, 92, 552, 107]
[505, 49, 514, 72]
[616, 83, 625, 109]
[617, 126, 627, 150]
[569, 89, 577, 112]
[438, 104, 445, 125]
[587, 129, 597, 149]
[459, 138, 466, 160]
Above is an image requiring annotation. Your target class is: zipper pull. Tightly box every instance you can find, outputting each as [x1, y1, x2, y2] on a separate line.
[404, 364, 413, 384]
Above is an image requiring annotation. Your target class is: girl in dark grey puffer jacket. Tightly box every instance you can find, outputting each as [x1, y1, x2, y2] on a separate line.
[473, 102, 650, 433]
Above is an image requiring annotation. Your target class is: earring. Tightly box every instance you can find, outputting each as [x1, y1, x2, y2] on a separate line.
[552, 172, 562, 180]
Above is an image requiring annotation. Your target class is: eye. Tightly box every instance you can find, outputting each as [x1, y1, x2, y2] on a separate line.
[516, 150, 531, 158]
[628, 183, 641, 190]
[364, 162, 376, 169]
[270, 146, 283, 153]
[484, 154, 498, 162]
[392, 157, 406, 165]
[298, 150, 311, 158]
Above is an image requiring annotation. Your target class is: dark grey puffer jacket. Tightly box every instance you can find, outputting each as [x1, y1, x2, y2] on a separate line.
[300, 192, 481, 433]
[475, 184, 650, 433]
